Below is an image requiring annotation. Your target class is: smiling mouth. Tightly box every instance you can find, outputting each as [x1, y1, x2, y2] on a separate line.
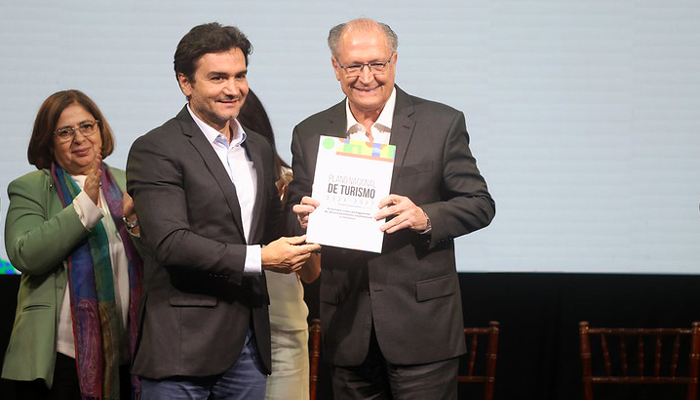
[218, 96, 242, 103]
[73, 148, 91, 155]
[353, 86, 380, 93]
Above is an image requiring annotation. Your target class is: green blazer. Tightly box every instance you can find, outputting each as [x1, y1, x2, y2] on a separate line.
[1, 166, 131, 388]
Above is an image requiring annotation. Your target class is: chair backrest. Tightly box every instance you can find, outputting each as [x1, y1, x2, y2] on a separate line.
[458, 321, 500, 400]
[579, 321, 700, 400]
[309, 318, 322, 400]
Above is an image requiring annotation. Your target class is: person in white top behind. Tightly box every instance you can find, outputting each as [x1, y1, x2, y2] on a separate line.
[239, 89, 321, 400]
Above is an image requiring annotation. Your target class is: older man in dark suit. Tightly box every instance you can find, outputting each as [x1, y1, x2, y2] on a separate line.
[126, 23, 319, 400]
[287, 18, 495, 400]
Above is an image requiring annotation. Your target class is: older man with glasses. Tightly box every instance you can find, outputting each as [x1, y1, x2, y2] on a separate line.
[287, 18, 496, 400]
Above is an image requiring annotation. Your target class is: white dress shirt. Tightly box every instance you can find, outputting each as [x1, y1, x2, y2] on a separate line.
[345, 87, 396, 144]
[187, 105, 262, 275]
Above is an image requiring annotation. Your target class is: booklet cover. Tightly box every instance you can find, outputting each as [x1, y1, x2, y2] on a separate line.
[306, 136, 396, 253]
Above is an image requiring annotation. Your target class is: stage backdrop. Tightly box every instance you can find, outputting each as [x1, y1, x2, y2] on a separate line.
[0, 0, 699, 274]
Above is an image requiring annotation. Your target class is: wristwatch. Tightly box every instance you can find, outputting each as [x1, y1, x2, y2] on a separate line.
[122, 215, 140, 230]
[420, 211, 432, 235]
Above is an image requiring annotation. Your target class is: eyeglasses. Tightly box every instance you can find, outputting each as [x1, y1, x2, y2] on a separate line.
[335, 53, 394, 78]
[53, 120, 100, 143]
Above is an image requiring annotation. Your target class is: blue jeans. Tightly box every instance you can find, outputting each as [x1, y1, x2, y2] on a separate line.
[141, 328, 267, 400]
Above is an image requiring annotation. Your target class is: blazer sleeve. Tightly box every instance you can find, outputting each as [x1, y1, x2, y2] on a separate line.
[420, 111, 495, 250]
[127, 132, 248, 284]
[5, 172, 89, 275]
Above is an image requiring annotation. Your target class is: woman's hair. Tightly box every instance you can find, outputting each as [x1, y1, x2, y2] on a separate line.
[238, 89, 290, 181]
[27, 89, 115, 169]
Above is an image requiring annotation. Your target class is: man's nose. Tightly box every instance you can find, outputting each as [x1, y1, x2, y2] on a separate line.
[357, 65, 374, 82]
[223, 78, 240, 95]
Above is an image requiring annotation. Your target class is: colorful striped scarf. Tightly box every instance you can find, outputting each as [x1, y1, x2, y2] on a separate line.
[51, 163, 143, 400]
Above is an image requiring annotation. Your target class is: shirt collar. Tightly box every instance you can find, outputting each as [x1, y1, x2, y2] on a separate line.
[186, 104, 247, 147]
[345, 86, 396, 134]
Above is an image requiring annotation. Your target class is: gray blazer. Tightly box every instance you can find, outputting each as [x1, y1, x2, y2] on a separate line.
[126, 107, 282, 379]
[286, 86, 495, 366]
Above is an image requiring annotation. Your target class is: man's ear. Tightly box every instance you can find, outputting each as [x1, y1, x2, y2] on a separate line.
[331, 57, 342, 82]
[177, 73, 193, 97]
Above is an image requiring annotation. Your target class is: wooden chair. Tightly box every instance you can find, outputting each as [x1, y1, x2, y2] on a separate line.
[309, 318, 322, 400]
[458, 321, 500, 400]
[579, 321, 700, 400]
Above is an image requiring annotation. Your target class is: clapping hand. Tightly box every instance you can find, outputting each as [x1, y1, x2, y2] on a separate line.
[83, 155, 102, 205]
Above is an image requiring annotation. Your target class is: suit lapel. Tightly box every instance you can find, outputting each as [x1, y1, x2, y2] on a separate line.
[305, 101, 347, 180]
[389, 87, 416, 192]
[325, 102, 348, 138]
[176, 107, 247, 243]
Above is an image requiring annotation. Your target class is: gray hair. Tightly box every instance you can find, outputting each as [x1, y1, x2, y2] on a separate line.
[327, 18, 398, 58]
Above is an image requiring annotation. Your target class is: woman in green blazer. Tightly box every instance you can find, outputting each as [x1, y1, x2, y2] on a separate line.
[2, 90, 144, 400]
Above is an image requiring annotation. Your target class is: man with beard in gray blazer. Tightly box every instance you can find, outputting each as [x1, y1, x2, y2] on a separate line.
[127, 23, 319, 400]
[287, 18, 495, 400]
